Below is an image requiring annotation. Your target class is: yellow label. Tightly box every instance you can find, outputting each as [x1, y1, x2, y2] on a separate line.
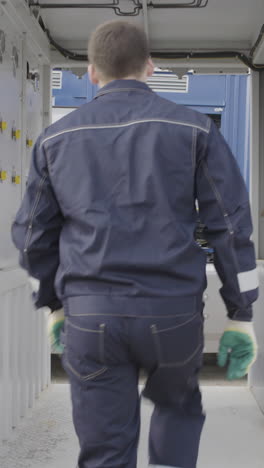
[12, 175, 21, 184]
[12, 129, 21, 140]
[0, 171, 7, 181]
[27, 139, 33, 147]
[0, 121, 7, 131]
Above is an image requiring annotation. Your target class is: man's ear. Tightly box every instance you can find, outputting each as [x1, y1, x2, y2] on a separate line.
[146, 58, 154, 77]
[88, 64, 100, 84]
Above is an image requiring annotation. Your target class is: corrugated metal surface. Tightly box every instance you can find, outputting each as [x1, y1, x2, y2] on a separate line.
[52, 70, 62, 89]
[221, 75, 250, 187]
[147, 73, 189, 93]
[0, 270, 50, 442]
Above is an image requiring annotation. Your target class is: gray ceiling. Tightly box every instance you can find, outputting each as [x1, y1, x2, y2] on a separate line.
[33, 0, 264, 68]
[38, 1, 264, 50]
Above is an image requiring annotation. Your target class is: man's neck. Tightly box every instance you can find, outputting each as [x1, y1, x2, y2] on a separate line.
[98, 75, 147, 88]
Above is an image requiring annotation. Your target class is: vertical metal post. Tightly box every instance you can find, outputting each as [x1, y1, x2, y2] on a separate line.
[20, 33, 28, 198]
[42, 64, 52, 129]
[142, 0, 149, 39]
[11, 288, 20, 429]
[0, 293, 12, 440]
[243, 74, 251, 185]
[249, 71, 264, 411]
[250, 71, 260, 257]
[20, 284, 29, 417]
[41, 64, 52, 389]
[257, 71, 264, 259]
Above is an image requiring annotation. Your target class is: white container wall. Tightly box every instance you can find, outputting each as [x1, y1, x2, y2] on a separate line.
[0, 2, 51, 442]
[249, 262, 264, 411]
[203, 266, 227, 353]
[0, 270, 50, 441]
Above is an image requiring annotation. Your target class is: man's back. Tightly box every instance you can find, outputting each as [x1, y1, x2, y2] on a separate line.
[41, 79, 209, 301]
[12, 21, 258, 468]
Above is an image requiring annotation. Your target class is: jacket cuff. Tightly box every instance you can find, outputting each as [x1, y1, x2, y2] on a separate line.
[227, 306, 253, 322]
[33, 292, 62, 312]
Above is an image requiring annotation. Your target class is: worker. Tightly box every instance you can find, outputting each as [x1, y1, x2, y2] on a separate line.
[12, 20, 258, 468]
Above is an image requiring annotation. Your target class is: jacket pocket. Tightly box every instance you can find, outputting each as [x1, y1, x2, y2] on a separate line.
[64, 317, 107, 381]
[150, 312, 203, 368]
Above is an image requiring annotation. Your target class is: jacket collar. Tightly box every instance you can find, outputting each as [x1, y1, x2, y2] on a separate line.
[94, 79, 153, 99]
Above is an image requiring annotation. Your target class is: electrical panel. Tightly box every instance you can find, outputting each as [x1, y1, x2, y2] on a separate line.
[0, 17, 22, 269]
[0, 12, 44, 269]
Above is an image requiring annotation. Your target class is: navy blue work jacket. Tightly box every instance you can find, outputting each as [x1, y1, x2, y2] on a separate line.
[12, 80, 258, 320]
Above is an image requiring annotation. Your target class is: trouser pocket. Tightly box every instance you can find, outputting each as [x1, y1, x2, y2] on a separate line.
[150, 312, 203, 368]
[143, 312, 204, 408]
[64, 317, 107, 382]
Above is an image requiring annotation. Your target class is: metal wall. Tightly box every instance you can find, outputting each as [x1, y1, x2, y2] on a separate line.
[0, 17, 23, 269]
[0, 6, 51, 442]
[52, 69, 96, 106]
[0, 270, 50, 441]
[221, 75, 250, 187]
[250, 262, 264, 412]
[0, 16, 44, 268]
[258, 71, 264, 260]
[249, 71, 264, 410]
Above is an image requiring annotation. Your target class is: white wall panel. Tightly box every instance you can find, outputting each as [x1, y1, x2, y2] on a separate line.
[203, 265, 227, 353]
[0, 13, 46, 266]
[0, 270, 50, 442]
[0, 5, 51, 443]
[249, 261, 264, 411]
[52, 106, 75, 123]
[0, 14, 23, 268]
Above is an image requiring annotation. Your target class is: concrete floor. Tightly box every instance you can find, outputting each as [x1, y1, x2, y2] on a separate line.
[0, 380, 264, 468]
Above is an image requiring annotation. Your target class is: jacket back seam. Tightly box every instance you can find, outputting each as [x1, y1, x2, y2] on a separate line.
[40, 119, 210, 148]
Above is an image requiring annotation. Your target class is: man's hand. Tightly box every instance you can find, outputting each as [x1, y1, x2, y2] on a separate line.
[217, 319, 257, 380]
[48, 308, 65, 354]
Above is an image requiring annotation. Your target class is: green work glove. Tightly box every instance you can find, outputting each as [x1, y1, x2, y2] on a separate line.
[218, 319, 257, 380]
[48, 308, 65, 354]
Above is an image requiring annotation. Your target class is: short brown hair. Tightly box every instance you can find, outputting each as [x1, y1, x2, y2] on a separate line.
[88, 21, 150, 80]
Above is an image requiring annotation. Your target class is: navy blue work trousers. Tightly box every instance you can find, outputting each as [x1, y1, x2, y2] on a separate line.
[62, 296, 205, 468]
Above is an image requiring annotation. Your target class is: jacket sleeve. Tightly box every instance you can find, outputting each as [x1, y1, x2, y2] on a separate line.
[195, 120, 258, 321]
[11, 136, 64, 310]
